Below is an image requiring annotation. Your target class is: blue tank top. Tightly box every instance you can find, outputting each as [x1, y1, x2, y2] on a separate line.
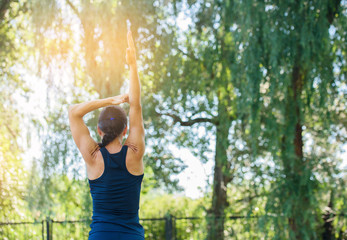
[88, 145, 144, 238]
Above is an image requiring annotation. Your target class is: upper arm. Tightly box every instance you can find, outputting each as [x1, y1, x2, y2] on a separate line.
[124, 104, 145, 161]
[68, 106, 99, 165]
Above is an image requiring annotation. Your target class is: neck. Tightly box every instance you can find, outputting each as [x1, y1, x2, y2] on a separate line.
[105, 137, 123, 153]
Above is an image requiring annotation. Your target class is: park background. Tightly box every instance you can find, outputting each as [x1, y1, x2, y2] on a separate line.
[0, 0, 346, 239]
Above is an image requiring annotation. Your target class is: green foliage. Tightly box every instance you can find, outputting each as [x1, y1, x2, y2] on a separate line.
[142, 0, 347, 239]
[0, 0, 30, 222]
[0, 0, 346, 239]
[27, 172, 92, 220]
[140, 193, 205, 218]
[140, 193, 206, 239]
[26, 0, 183, 196]
[0, 104, 28, 221]
[233, 0, 347, 238]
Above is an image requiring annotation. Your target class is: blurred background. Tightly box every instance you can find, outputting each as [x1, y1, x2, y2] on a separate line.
[0, 0, 346, 239]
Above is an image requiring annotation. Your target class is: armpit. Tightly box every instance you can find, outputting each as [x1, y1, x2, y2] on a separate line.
[90, 144, 100, 156]
[125, 143, 140, 153]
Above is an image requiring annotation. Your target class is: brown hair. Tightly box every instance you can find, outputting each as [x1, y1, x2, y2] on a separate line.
[98, 106, 127, 147]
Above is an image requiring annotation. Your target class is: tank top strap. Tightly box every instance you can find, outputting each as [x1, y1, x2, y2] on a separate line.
[99, 147, 110, 168]
[119, 145, 129, 170]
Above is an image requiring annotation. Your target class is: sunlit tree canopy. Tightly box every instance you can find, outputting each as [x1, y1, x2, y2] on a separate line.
[0, 0, 346, 239]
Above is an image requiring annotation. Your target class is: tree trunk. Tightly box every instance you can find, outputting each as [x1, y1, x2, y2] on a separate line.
[0, 0, 11, 21]
[285, 1, 342, 237]
[287, 59, 306, 240]
[207, 99, 232, 240]
[322, 192, 334, 240]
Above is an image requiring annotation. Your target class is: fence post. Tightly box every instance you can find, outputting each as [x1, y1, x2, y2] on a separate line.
[42, 220, 45, 240]
[46, 217, 51, 240]
[165, 214, 174, 240]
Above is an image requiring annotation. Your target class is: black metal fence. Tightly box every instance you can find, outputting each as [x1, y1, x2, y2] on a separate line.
[0, 214, 346, 240]
[0, 220, 44, 240]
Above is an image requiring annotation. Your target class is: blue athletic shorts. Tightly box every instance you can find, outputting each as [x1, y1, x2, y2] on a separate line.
[88, 231, 144, 240]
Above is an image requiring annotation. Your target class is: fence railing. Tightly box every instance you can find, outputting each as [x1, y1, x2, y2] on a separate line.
[0, 213, 346, 240]
[0, 220, 44, 240]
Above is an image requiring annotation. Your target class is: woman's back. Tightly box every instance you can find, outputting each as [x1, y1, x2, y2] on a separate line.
[68, 31, 145, 240]
[89, 145, 144, 238]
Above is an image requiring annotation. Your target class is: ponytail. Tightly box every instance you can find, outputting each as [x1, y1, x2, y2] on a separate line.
[98, 133, 117, 148]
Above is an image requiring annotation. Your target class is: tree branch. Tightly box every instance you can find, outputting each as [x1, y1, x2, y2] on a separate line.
[0, 0, 11, 22]
[177, 47, 213, 76]
[4, 123, 19, 149]
[4, 123, 16, 139]
[235, 194, 261, 203]
[177, 47, 199, 62]
[327, 0, 341, 24]
[65, 0, 80, 18]
[157, 111, 217, 126]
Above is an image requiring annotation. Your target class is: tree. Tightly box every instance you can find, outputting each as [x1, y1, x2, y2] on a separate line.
[23, 0, 185, 220]
[141, 1, 239, 238]
[141, 0, 347, 239]
[235, 0, 346, 239]
[2, 1, 346, 239]
[0, 0, 29, 221]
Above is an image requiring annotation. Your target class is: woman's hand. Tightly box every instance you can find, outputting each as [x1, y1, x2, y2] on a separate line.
[126, 31, 136, 66]
[109, 94, 129, 105]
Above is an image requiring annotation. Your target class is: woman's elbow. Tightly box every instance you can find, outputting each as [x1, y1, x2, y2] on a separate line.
[68, 104, 80, 118]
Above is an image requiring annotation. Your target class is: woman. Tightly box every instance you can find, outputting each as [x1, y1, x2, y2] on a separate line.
[68, 31, 145, 240]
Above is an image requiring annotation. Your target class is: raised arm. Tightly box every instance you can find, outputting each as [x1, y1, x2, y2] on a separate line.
[124, 31, 145, 164]
[68, 94, 128, 165]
